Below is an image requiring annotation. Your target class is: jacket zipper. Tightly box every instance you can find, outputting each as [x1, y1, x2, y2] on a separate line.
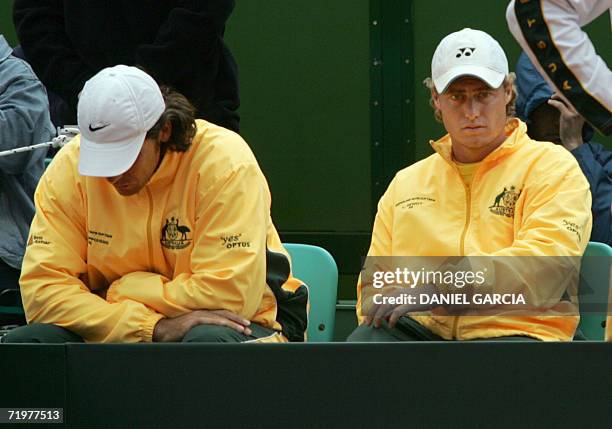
[145, 187, 155, 270]
[454, 169, 474, 339]
[459, 181, 471, 256]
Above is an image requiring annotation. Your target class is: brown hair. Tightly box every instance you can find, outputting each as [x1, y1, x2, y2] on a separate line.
[146, 86, 197, 152]
[423, 74, 517, 123]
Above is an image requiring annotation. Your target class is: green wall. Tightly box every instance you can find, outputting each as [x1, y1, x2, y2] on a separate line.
[226, 1, 372, 233]
[0, 1, 17, 46]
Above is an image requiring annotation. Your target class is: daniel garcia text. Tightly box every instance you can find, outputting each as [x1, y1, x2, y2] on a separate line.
[373, 292, 526, 306]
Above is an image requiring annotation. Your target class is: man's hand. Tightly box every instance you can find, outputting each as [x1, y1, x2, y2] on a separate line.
[548, 93, 585, 151]
[363, 283, 437, 329]
[153, 309, 252, 342]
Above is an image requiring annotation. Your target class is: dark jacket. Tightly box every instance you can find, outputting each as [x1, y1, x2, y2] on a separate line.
[0, 35, 55, 270]
[13, 0, 239, 132]
[516, 52, 612, 246]
[571, 143, 612, 245]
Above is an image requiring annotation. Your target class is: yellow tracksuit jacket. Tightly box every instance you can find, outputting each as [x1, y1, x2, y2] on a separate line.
[357, 119, 593, 341]
[20, 120, 306, 342]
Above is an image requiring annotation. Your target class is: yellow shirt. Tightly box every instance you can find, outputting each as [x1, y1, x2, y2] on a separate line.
[454, 160, 482, 188]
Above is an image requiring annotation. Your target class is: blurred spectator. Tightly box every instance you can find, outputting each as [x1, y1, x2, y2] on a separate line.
[13, 0, 240, 132]
[12, 45, 70, 130]
[515, 52, 612, 246]
[507, 0, 611, 135]
[0, 34, 54, 303]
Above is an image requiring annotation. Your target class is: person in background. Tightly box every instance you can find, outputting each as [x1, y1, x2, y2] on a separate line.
[11, 45, 70, 131]
[12, 0, 240, 132]
[506, 0, 611, 135]
[0, 34, 54, 309]
[515, 52, 611, 246]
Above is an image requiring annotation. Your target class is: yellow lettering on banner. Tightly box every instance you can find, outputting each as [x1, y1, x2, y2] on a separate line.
[563, 80, 572, 91]
[537, 41, 547, 50]
[548, 63, 557, 73]
[527, 18, 536, 28]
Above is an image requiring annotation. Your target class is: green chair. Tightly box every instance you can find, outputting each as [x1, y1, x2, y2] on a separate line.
[576, 241, 612, 340]
[284, 243, 338, 342]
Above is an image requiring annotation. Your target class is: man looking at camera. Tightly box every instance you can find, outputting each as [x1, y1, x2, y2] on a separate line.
[4, 65, 307, 344]
[349, 28, 592, 342]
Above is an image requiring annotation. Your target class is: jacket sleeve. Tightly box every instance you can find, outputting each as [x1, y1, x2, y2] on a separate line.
[106, 162, 269, 319]
[595, 142, 612, 178]
[12, 0, 95, 110]
[0, 59, 54, 174]
[20, 147, 164, 343]
[461, 155, 593, 308]
[134, 0, 235, 100]
[571, 143, 612, 245]
[506, 0, 612, 135]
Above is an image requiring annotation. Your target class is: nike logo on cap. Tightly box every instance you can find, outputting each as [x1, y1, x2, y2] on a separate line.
[89, 122, 110, 132]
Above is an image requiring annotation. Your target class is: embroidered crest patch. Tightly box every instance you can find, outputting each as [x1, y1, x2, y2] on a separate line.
[489, 186, 522, 218]
[161, 217, 192, 249]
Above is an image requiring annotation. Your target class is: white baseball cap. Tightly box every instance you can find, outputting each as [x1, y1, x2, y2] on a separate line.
[431, 28, 509, 93]
[77, 65, 165, 177]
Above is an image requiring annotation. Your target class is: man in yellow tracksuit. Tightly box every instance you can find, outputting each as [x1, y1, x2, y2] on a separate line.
[4, 65, 307, 343]
[349, 28, 592, 342]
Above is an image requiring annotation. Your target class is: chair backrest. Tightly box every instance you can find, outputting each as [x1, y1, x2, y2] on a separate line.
[284, 243, 338, 342]
[577, 242, 612, 340]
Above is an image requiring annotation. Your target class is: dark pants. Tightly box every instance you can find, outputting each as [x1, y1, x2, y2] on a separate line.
[347, 316, 540, 342]
[2, 323, 279, 344]
[0, 260, 25, 327]
[0, 259, 21, 302]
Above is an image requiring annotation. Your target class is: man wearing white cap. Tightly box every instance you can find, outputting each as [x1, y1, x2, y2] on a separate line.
[4, 65, 307, 344]
[349, 29, 592, 342]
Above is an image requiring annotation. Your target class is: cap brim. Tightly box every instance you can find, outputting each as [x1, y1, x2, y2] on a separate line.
[78, 133, 145, 177]
[434, 65, 505, 93]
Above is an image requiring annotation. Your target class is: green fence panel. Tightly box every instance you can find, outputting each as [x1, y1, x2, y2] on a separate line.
[226, 1, 373, 233]
[0, 2, 17, 46]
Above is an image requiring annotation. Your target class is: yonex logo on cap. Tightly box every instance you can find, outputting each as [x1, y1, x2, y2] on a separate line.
[431, 28, 509, 93]
[456, 47, 476, 58]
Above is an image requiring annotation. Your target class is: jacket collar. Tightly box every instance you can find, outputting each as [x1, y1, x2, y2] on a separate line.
[146, 147, 183, 189]
[0, 36, 12, 62]
[430, 118, 528, 165]
[146, 120, 210, 188]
